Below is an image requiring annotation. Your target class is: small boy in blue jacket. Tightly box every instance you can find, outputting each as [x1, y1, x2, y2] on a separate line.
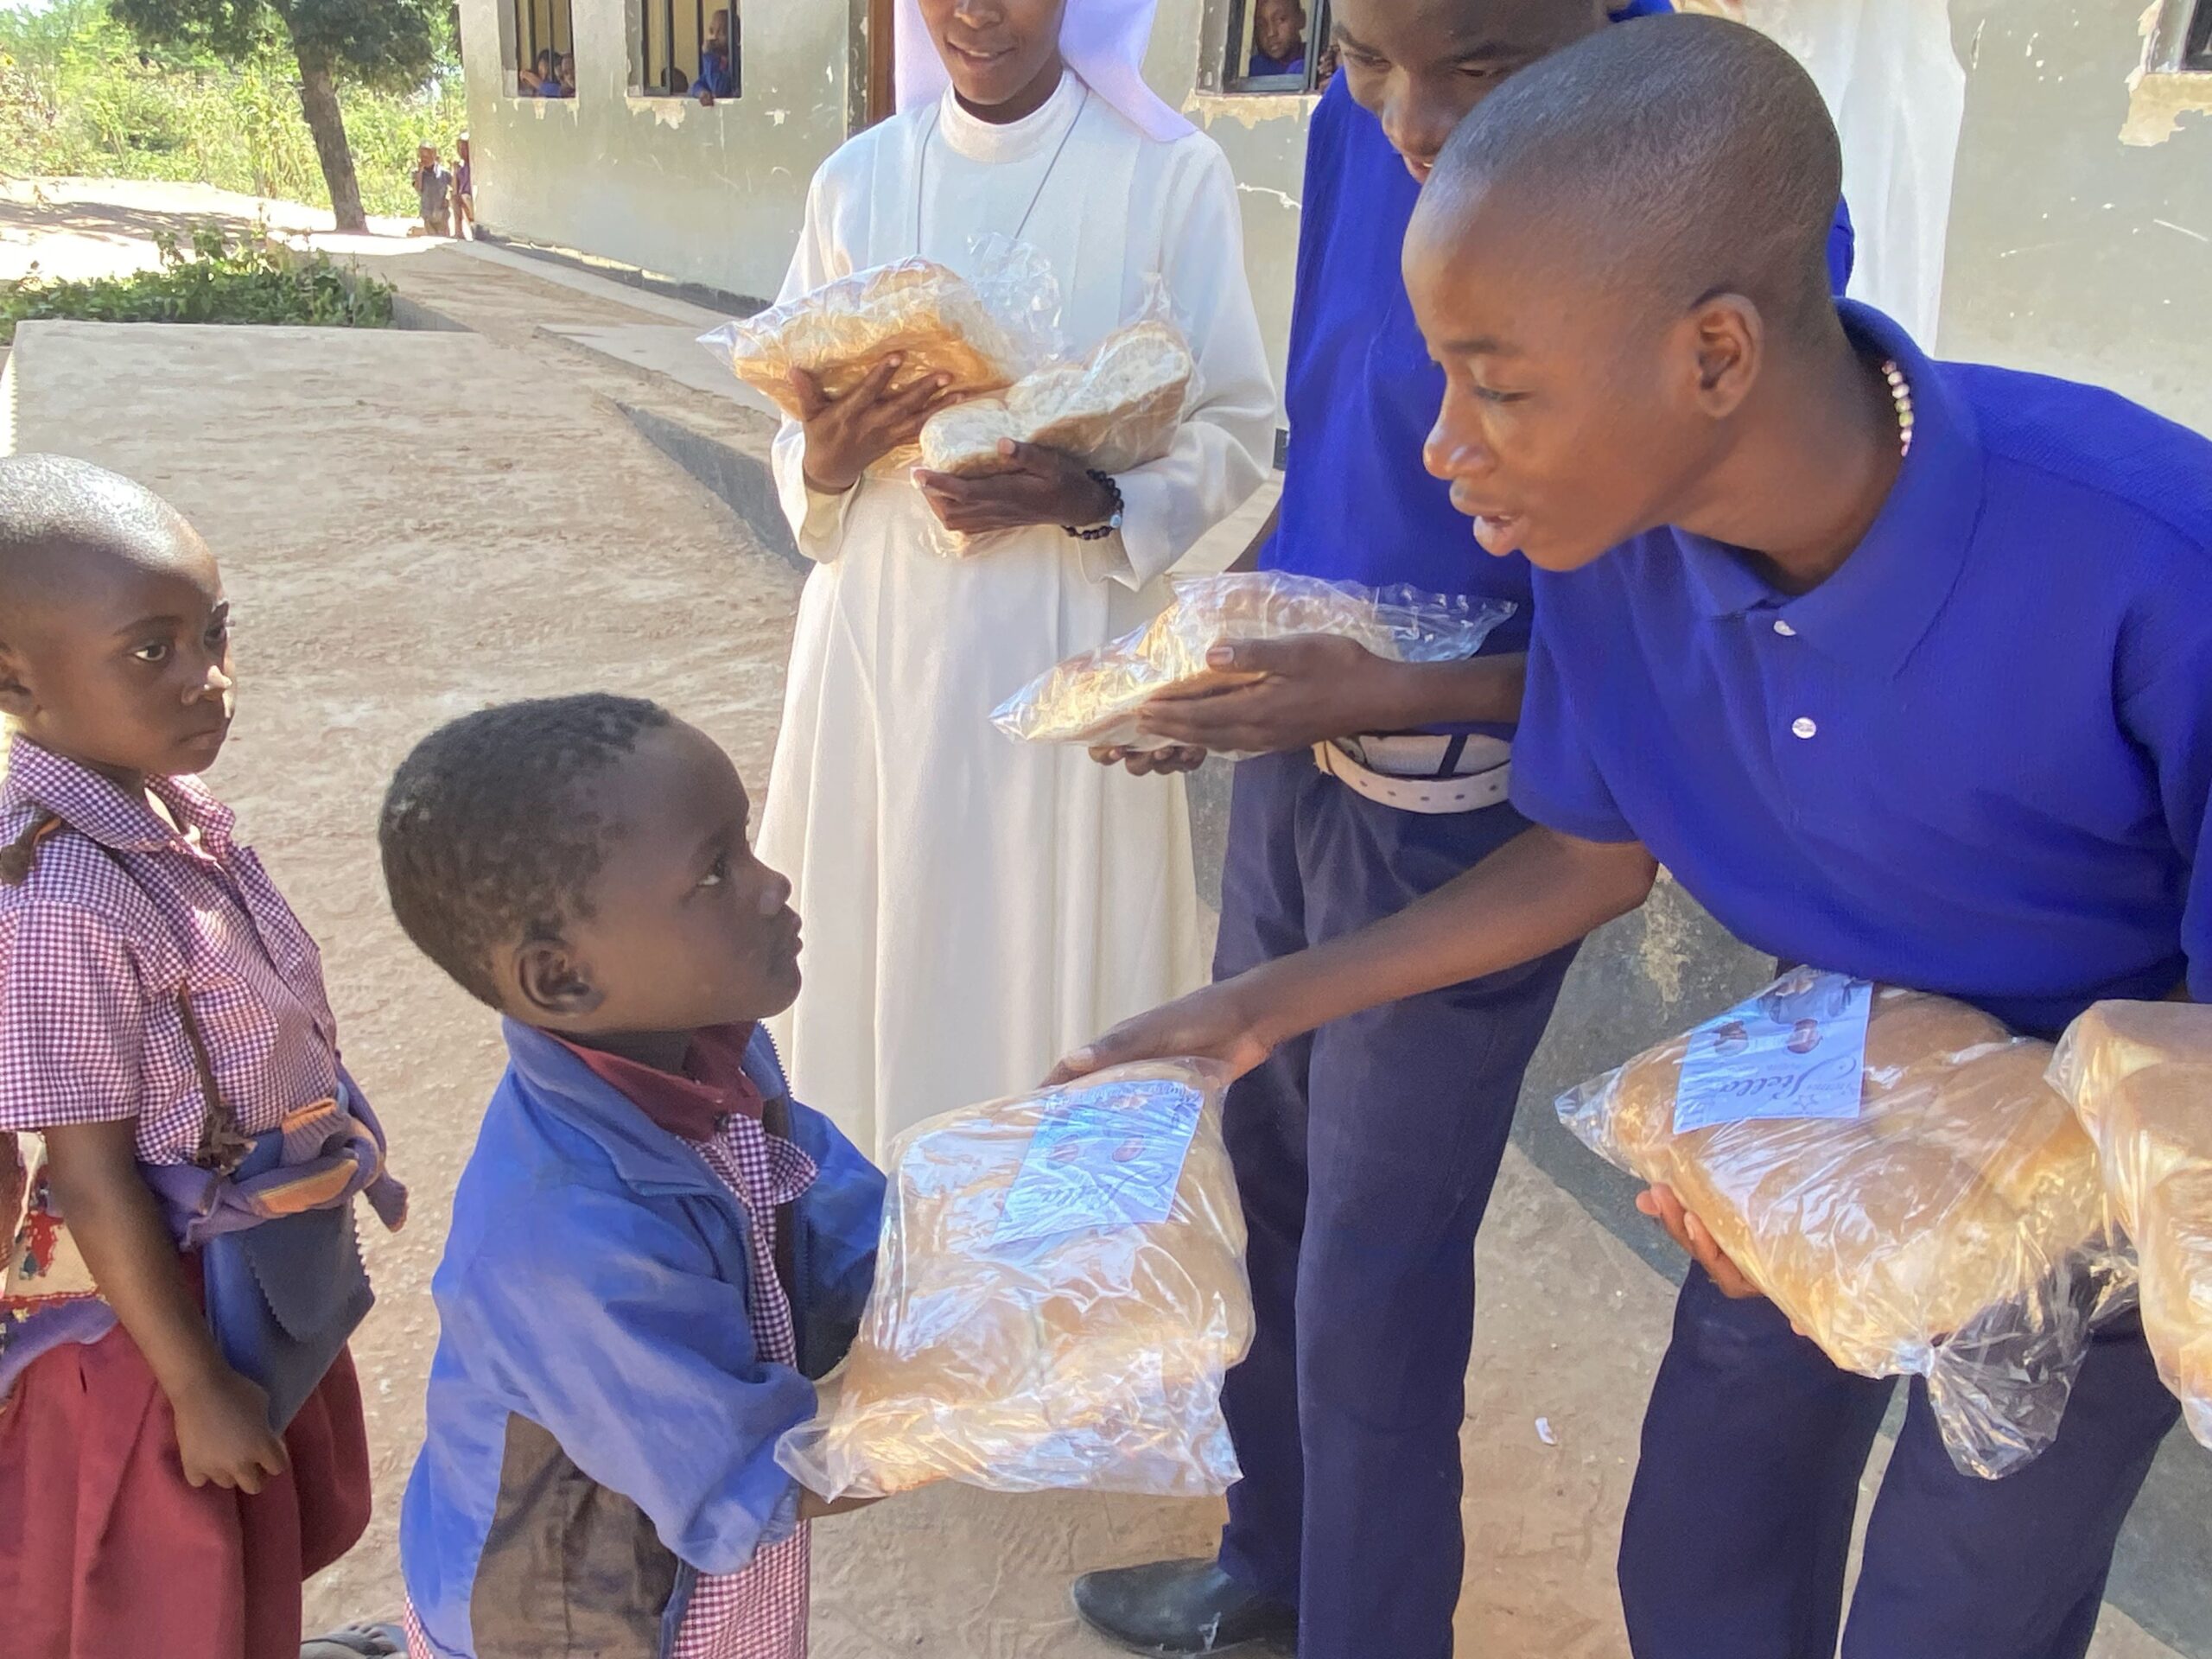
[378, 694, 885, 1659]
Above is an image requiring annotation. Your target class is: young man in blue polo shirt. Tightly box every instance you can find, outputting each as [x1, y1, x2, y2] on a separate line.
[1074, 4, 1848, 1657]
[1066, 16, 2209, 1659]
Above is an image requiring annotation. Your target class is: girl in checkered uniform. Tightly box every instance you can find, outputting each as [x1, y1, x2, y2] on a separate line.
[0, 456, 405, 1658]
[378, 696, 885, 1659]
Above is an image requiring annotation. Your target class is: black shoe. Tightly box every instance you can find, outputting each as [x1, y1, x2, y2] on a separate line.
[301, 1624, 406, 1659]
[1071, 1558, 1297, 1655]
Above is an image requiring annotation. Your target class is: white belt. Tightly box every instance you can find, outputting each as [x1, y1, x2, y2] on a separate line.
[1313, 735, 1514, 815]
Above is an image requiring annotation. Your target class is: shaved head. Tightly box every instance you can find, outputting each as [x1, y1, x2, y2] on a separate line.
[0, 455, 232, 782]
[1399, 13, 1866, 575]
[0, 454, 205, 625]
[1415, 14, 1843, 338]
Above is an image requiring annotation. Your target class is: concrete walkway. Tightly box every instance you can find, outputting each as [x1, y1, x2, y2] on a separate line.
[0, 182, 2192, 1658]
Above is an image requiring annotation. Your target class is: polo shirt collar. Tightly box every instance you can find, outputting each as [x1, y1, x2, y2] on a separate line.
[1675, 302, 1986, 679]
[3, 734, 234, 858]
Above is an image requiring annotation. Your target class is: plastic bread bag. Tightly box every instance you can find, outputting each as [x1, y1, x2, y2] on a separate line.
[776, 1060, 1253, 1500]
[700, 236, 1063, 472]
[2048, 1001, 2212, 1448]
[915, 280, 1199, 559]
[991, 572, 1516, 753]
[1558, 971, 2110, 1478]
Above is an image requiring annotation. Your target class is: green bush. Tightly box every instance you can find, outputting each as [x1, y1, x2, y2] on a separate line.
[0, 0, 462, 219]
[0, 222, 394, 341]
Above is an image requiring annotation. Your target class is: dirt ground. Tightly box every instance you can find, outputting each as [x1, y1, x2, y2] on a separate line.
[0, 184, 2183, 1659]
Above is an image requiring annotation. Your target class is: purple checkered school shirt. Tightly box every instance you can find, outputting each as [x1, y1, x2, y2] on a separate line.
[675, 1122, 818, 1659]
[0, 737, 342, 1163]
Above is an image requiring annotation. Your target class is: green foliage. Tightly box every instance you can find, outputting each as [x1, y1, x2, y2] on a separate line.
[110, 0, 443, 95]
[0, 220, 394, 341]
[0, 0, 461, 217]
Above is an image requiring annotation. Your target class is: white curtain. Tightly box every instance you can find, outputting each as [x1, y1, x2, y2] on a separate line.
[1693, 0, 1967, 347]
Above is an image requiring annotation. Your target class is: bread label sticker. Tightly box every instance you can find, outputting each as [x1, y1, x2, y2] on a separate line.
[996, 1078, 1205, 1245]
[1673, 969, 1874, 1134]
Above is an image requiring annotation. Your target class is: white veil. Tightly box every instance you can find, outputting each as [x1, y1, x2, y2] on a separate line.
[893, 0, 1194, 143]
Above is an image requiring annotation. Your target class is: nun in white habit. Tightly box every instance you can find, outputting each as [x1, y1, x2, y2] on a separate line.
[757, 0, 1275, 1160]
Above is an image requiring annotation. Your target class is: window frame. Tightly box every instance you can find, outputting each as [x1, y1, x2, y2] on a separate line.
[1215, 0, 1334, 98]
[636, 0, 743, 100]
[509, 0, 577, 99]
[2148, 0, 2212, 72]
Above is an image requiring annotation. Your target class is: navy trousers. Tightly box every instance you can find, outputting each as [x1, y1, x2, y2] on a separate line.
[1210, 751, 1580, 1659]
[1620, 1268, 2181, 1659]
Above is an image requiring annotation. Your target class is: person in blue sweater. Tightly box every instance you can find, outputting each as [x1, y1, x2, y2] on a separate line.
[1075, 3, 1847, 1656]
[378, 695, 885, 1659]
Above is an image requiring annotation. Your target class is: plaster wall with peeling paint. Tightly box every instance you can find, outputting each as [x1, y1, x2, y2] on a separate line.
[1942, 0, 2212, 434]
[455, 0, 863, 305]
[1147, 0, 1313, 409]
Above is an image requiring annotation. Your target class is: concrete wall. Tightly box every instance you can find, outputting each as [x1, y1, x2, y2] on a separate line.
[1941, 0, 2212, 434]
[1148, 0, 1313, 399]
[456, 0, 862, 303]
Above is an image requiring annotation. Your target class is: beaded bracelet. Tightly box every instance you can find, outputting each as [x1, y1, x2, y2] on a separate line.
[1064, 470, 1124, 543]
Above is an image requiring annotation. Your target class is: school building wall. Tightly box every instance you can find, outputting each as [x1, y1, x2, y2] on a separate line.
[456, 0, 2212, 1645]
[454, 0, 866, 306]
[1941, 0, 2212, 436]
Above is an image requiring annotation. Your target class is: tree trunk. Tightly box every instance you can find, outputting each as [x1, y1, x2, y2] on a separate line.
[293, 48, 367, 232]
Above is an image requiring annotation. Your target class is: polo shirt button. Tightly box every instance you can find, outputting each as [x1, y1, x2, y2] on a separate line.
[1773, 619, 1797, 637]
[1791, 717, 1819, 740]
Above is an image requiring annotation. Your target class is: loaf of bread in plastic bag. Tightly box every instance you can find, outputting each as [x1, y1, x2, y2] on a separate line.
[776, 1061, 1253, 1499]
[1560, 982, 2107, 1477]
[990, 572, 1512, 751]
[2048, 1000, 2212, 1447]
[709, 259, 1025, 420]
[918, 318, 1194, 479]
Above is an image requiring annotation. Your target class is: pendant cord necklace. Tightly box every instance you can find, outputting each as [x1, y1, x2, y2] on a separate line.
[913, 82, 1090, 258]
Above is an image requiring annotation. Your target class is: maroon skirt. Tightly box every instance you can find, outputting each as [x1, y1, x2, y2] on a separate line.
[0, 1257, 372, 1659]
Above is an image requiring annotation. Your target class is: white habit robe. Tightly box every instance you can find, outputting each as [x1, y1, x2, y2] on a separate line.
[760, 71, 1274, 1161]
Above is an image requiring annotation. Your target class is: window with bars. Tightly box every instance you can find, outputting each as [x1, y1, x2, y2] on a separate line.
[512, 0, 576, 98]
[1221, 0, 1335, 95]
[639, 0, 742, 99]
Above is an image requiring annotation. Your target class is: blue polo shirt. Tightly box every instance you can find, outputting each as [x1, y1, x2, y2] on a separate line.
[1510, 302, 2212, 1037]
[1262, 3, 1855, 683]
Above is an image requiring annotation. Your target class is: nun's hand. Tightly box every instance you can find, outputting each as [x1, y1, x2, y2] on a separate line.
[792, 358, 963, 497]
[913, 442, 1116, 535]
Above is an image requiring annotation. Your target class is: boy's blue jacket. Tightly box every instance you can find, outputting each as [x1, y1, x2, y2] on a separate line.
[400, 1020, 884, 1658]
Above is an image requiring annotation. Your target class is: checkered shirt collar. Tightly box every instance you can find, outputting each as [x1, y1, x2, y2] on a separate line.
[3, 734, 235, 858]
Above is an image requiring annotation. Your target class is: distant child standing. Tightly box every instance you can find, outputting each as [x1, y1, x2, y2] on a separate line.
[452, 135, 474, 240]
[0, 455, 406, 1659]
[414, 144, 454, 238]
[380, 696, 885, 1659]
